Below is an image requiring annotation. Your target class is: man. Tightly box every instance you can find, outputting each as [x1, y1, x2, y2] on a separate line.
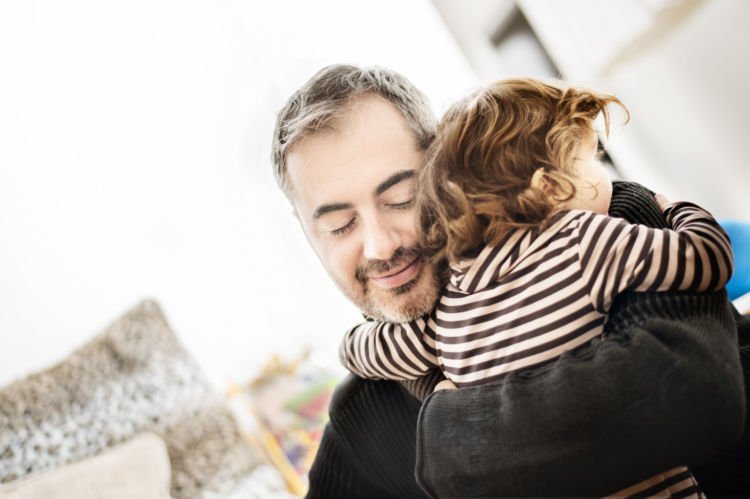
[271, 64, 747, 497]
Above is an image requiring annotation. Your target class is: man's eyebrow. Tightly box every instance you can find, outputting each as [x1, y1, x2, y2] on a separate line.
[313, 202, 354, 220]
[374, 170, 416, 196]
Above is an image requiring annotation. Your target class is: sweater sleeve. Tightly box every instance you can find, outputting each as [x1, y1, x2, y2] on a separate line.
[414, 181, 745, 497]
[340, 318, 439, 380]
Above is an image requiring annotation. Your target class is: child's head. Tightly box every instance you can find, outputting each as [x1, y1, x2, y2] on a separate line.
[417, 78, 627, 264]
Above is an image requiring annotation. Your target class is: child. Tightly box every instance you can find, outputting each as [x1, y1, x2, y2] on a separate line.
[339, 78, 733, 497]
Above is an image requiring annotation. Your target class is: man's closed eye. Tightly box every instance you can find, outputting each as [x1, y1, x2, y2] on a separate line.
[330, 217, 357, 236]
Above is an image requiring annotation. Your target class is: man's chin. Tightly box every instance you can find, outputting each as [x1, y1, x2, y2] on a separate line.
[362, 266, 440, 322]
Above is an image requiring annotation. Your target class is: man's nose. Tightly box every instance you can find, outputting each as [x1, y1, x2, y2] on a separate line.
[362, 214, 403, 262]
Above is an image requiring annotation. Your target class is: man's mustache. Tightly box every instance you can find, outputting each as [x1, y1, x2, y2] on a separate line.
[355, 247, 422, 283]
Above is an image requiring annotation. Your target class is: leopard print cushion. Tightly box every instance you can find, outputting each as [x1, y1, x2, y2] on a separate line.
[0, 300, 263, 498]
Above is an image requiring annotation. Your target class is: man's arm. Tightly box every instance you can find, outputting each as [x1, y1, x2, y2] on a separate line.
[417, 290, 743, 497]
[414, 181, 745, 497]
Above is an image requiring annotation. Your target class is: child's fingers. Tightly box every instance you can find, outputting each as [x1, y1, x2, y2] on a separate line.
[434, 379, 458, 392]
[654, 193, 672, 211]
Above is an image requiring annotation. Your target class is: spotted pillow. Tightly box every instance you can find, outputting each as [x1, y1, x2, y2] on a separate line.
[0, 300, 263, 499]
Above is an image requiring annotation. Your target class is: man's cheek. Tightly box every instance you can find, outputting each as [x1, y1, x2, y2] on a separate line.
[328, 246, 360, 286]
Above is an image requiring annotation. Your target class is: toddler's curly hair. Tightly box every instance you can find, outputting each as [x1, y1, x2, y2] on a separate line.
[417, 78, 628, 264]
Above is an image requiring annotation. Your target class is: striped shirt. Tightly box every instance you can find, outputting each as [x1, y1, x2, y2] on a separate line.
[340, 201, 732, 498]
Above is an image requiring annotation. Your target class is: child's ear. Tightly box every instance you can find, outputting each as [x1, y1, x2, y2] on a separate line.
[530, 168, 551, 194]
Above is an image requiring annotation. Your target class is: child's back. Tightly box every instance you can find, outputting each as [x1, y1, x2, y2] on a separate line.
[423, 204, 731, 387]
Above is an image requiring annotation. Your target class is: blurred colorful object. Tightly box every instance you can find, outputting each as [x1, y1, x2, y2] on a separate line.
[721, 220, 750, 300]
[228, 351, 340, 497]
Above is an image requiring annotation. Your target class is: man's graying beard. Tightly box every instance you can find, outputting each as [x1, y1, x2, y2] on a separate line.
[356, 247, 422, 295]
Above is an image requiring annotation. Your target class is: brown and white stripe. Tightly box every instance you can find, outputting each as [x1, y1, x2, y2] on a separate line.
[341, 202, 732, 388]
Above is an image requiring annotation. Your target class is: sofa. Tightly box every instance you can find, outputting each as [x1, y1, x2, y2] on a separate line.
[0, 300, 293, 498]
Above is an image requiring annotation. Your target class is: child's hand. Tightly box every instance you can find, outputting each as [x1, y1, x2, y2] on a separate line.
[434, 379, 458, 392]
[654, 193, 672, 211]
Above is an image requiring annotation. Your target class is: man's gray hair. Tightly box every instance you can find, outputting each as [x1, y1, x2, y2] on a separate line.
[271, 64, 437, 197]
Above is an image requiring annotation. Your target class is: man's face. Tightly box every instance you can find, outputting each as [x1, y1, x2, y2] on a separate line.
[286, 95, 440, 322]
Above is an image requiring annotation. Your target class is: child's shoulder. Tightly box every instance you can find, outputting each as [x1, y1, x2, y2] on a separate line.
[563, 208, 631, 224]
[550, 209, 635, 235]
[546, 208, 606, 226]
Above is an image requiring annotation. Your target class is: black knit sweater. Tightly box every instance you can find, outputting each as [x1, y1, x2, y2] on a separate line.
[306, 181, 748, 498]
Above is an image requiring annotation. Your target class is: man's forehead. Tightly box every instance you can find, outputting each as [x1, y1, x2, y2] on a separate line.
[286, 98, 422, 211]
[289, 148, 415, 215]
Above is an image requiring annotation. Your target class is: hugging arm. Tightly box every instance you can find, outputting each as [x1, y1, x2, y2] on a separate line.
[414, 181, 745, 497]
[340, 319, 439, 380]
[579, 201, 734, 312]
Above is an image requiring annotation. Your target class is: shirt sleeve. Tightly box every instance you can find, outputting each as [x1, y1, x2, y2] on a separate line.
[339, 317, 439, 380]
[578, 203, 734, 312]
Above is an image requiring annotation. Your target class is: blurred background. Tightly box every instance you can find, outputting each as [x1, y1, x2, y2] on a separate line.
[1, 0, 748, 388]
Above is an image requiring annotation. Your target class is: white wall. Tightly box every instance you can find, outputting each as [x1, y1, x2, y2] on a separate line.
[0, 0, 477, 388]
[434, 0, 749, 218]
[588, 0, 750, 219]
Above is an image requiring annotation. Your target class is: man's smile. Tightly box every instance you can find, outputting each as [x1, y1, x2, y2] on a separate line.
[369, 257, 422, 290]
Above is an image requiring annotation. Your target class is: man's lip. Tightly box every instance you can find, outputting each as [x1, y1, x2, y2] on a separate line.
[369, 258, 421, 289]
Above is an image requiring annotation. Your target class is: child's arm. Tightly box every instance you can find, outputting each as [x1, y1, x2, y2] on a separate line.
[578, 201, 734, 312]
[339, 318, 440, 380]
